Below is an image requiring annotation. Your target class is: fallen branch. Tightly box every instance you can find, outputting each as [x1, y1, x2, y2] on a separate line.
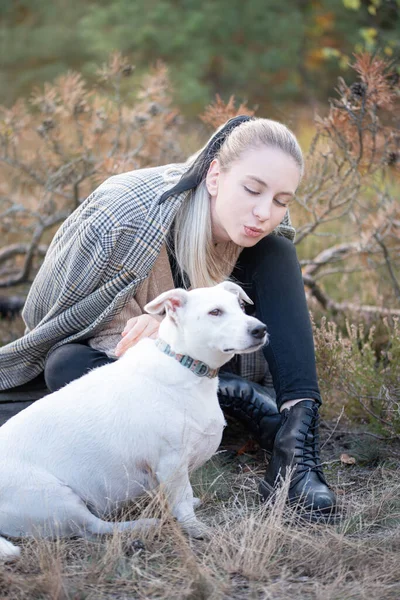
[329, 429, 400, 442]
[303, 273, 400, 317]
[301, 242, 362, 277]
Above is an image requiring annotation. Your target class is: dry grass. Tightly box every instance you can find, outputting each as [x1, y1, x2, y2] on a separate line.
[0, 318, 399, 598]
[1, 440, 399, 600]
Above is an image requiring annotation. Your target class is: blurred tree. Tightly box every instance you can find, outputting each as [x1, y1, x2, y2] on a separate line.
[321, 0, 400, 74]
[0, 0, 95, 105]
[0, 0, 399, 113]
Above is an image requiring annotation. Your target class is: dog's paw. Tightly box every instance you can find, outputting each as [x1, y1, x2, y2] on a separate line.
[181, 519, 211, 540]
[192, 497, 202, 510]
[0, 538, 21, 562]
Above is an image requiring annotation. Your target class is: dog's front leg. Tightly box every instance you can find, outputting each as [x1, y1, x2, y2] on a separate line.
[156, 454, 209, 539]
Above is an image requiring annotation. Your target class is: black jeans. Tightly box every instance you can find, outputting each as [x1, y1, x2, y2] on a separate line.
[44, 235, 321, 409]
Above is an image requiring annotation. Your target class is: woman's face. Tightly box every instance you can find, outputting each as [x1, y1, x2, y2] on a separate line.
[206, 146, 301, 246]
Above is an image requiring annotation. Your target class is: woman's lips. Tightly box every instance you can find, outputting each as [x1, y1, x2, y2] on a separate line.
[244, 225, 263, 238]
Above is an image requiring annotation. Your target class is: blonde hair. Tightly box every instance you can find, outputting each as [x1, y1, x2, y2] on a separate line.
[171, 118, 304, 289]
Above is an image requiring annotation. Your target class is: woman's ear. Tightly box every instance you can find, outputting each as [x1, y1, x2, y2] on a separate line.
[205, 158, 220, 196]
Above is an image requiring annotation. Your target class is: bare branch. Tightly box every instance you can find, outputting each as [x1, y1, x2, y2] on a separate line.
[0, 243, 47, 265]
[301, 243, 362, 277]
[303, 273, 400, 317]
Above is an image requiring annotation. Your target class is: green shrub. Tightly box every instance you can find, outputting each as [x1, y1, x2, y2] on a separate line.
[314, 315, 400, 435]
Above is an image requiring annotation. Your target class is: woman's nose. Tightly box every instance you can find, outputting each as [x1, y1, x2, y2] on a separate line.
[253, 198, 272, 221]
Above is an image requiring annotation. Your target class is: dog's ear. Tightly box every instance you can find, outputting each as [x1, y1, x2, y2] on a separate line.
[217, 281, 254, 305]
[144, 288, 188, 315]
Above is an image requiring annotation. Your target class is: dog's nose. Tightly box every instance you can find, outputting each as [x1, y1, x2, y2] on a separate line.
[250, 324, 267, 339]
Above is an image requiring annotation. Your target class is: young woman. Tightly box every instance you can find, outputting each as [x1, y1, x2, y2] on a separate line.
[0, 116, 337, 521]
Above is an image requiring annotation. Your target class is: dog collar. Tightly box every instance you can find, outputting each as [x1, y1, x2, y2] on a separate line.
[155, 338, 219, 379]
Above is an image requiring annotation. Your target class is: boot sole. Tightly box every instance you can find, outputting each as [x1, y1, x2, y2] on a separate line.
[258, 479, 340, 525]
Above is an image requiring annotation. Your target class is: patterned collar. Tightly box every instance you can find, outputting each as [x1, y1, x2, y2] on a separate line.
[155, 338, 219, 379]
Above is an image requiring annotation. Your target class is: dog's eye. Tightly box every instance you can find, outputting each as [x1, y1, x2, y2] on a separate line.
[239, 301, 246, 312]
[209, 308, 223, 317]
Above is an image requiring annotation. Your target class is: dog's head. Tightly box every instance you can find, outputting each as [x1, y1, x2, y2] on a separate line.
[144, 281, 268, 368]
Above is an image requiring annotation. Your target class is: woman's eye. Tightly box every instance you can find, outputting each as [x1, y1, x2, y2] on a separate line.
[209, 308, 223, 316]
[244, 186, 259, 195]
[274, 198, 289, 208]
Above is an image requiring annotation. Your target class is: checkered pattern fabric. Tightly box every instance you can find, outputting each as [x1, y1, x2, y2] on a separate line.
[0, 162, 295, 390]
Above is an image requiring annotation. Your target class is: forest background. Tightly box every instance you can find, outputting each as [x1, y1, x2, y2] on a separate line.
[1, 0, 399, 112]
[0, 2, 400, 598]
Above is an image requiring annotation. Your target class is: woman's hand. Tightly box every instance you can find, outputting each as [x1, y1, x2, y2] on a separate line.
[114, 314, 163, 357]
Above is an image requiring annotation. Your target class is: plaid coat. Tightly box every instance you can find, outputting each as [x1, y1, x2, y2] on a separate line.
[0, 162, 295, 390]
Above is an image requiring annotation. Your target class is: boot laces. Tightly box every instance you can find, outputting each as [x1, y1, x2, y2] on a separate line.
[294, 406, 325, 480]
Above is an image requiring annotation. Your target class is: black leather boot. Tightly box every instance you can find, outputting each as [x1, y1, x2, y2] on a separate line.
[217, 373, 282, 454]
[259, 400, 338, 522]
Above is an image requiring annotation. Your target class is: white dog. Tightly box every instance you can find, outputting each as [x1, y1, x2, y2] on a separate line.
[0, 281, 267, 561]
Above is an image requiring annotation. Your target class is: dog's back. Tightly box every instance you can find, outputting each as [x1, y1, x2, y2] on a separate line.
[0, 339, 224, 536]
[0, 282, 265, 559]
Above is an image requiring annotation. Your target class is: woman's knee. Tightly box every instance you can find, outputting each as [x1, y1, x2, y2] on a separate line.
[242, 234, 300, 275]
[44, 344, 80, 392]
[44, 343, 114, 392]
[258, 234, 297, 260]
